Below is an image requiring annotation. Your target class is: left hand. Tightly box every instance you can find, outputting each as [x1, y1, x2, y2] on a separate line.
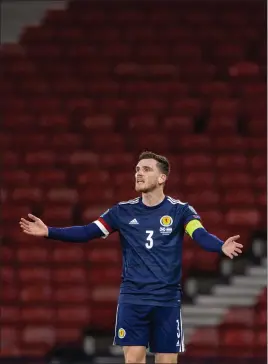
[222, 235, 243, 259]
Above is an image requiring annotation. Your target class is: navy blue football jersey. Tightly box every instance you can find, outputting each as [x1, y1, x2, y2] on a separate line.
[94, 196, 201, 307]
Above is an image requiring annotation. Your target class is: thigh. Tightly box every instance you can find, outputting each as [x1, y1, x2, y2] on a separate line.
[149, 306, 185, 354]
[123, 346, 147, 363]
[113, 303, 151, 347]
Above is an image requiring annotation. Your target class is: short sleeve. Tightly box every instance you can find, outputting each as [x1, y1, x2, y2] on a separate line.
[93, 205, 119, 238]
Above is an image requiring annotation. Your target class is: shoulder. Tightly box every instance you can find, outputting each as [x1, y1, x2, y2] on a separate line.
[118, 197, 140, 206]
[166, 196, 188, 207]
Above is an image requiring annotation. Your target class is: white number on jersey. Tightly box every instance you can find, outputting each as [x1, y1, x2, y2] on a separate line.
[145, 230, 154, 249]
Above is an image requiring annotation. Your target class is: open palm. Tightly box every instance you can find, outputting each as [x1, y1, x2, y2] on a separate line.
[20, 214, 48, 237]
[222, 235, 243, 259]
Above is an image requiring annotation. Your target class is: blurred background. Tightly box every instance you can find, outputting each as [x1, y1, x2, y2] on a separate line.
[0, 0, 267, 363]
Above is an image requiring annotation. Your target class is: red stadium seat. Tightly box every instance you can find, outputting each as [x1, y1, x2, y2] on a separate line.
[41, 204, 73, 224]
[52, 267, 87, 284]
[222, 328, 254, 347]
[46, 188, 78, 203]
[91, 285, 119, 303]
[83, 114, 114, 130]
[56, 306, 91, 325]
[128, 114, 158, 131]
[17, 247, 49, 263]
[183, 171, 216, 188]
[181, 153, 213, 170]
[223, 307, 255, 327]
[18, 267, 51, 284]
[215, 154, 248, 170]
[89, 267, 122, 285]
[21, 307, 55, 324]
[207, 116, 237, 134]
[32, 170, 66, 187]
[223, 189, 255, 207]
[0, 306, 20, 323]
[54, 286, 89, 304]
[135, 134, 170, 152]
[20, 285, 52, 303]
[52, 246, 85, 263]
[163, 116, 194, 133]
[87, 248, 121, 264]
[2, 170, 30, 187]
[55, 327, 81, 342]
[218, 172, 252, 189]
[225, 208, 261, 227]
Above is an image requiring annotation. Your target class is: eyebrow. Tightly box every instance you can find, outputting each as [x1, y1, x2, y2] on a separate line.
[136, 165, 153, 171]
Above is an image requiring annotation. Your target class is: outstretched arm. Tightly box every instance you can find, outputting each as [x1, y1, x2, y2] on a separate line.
[186, 220, 243, 258]
[20, 214, 105, 243]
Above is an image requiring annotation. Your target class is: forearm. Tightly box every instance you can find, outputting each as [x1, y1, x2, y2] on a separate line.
[192, 228, 223, 253]
[47, 222, 103, 242]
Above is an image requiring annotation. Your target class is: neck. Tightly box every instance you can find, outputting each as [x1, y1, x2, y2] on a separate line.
[142, 190, 165, 207]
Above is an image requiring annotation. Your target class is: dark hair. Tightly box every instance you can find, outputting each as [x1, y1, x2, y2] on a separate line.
[138, 151, 170, 176]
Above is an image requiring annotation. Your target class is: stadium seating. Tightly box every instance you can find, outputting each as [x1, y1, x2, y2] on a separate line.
[187, 287, 267, 357]
[0, 0, 266, 357]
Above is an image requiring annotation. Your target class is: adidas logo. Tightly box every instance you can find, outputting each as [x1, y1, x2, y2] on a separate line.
[129, 218, 139, 225]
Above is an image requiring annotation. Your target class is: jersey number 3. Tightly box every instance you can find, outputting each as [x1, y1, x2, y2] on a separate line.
[145, 230, 154, 249]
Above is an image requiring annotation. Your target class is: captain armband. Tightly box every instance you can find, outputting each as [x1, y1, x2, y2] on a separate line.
[185, 220, 204, 238]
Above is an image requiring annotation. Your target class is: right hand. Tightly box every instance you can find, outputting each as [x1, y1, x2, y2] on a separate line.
[20, 214, 48, 237]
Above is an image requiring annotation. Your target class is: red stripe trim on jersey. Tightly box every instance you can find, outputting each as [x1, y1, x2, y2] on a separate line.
[98, 217, 113, 233]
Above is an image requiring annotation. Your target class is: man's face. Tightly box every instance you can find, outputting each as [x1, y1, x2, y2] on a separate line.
[135, 159, 166, 193]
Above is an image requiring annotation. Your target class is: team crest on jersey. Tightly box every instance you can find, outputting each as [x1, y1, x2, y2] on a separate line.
[118, 328, 126, 339]
[160, 215, 173, 227]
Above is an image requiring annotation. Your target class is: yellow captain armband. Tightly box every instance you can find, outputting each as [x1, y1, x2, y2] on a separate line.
[185, 220, 204, 238]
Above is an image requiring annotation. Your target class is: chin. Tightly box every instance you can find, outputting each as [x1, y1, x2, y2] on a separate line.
[135, 184, 148, 193]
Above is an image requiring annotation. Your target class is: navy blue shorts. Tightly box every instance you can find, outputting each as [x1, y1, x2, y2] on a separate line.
[113, 303, 185, 353]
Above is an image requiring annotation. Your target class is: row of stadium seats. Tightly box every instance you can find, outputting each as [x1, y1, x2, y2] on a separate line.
[1, 288, 266, 357]
[188, 288, 267, 357]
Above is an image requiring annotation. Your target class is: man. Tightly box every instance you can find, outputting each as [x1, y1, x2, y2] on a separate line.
[20, 151, 243, 363]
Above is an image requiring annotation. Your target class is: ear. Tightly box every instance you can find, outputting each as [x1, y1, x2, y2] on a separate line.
[158, 174, 167, 185]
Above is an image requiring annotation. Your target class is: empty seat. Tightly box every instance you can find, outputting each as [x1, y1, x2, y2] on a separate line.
[55, 327, 81, 342]
[54, 286, 89, 303]
[181, 153, 213, 170]
[10, 188, 43, 203]
[20, 285, 52, 303]
[41, 204, 73, 224]
[135, 134, 170, 152]
[90, 134, 126, 152]
[223, 189, 255, 207]
[17, 247, 49, 263]
[1, 306, 20, 323]
[163, 116, 194, 133]
[91, 285, 119, 302]
[87, 248, 121, 264]
[18, 267, 51, 283]
[21, 307, 55, 323]
[53, 267, 87, 284]
[225, 209, 260, 227]
[222, 328, 254, 347]
[223, 307, 255, 326]
[218, 172, 252, 188]
[52, 246, 85, 263]
[207, 116, 237, 134]
[56, 306, 90, 325]
[46, 188, 78, 203]
[3, 171, 30, 186]
[216, 154, 248, 170]
[83, 114, 114, 130]
[89, 267, 122, 285]
[183, 171, 216, 188]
